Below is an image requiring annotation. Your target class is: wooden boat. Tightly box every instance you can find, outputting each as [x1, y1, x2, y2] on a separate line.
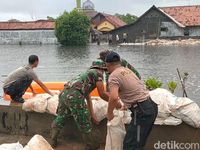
[3, 82, 103, 100]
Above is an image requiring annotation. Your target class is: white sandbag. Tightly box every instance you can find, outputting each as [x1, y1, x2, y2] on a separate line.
[150, 88, 200, 128]
[155, 116, 182, 126]
[50, 90, 61, 95]
[172, 97, 194, 109]
[105, 110, 130, 150]
[0, 142, 23, 150]
[23, 135, 53, 150]
[92, 97, 108, 122]
[172, 102, 200, 128]
[46, 95, 59, 116]
[22, 94, 50, 113]
[150, 88, 177, 119]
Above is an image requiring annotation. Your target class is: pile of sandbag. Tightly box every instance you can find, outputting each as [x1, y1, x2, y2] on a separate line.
[150, 88, 200, 128]
[23, 135, 53, 150]
[92, 97, 108, 122]
[0, 135, 53, 150]
[22, 94, 59, 116]
[150, 88, 182, 126]
[0, 142, 23, 150]
[171, 97, 200, 128]
[23, 95, 109, 121]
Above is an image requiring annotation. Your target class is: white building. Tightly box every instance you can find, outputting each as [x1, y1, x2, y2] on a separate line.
[0, 20, 57, 45]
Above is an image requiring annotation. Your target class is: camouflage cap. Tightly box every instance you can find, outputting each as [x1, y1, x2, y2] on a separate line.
[90, 60, 107, 70]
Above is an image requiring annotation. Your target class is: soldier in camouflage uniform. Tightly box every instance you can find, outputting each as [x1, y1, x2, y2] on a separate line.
[50, 60, 109, 149]
[99, 50, 141, 79]
[99, 50, 141, 91]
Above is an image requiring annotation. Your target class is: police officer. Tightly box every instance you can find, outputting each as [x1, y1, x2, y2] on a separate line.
[50, 60, 109, 149]
[99, 50, 141, 92]
[105, 52, 158, 150]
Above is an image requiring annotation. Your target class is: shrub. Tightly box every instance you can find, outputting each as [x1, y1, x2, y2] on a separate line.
[145, 77, 163, 90]
[167, 81, 177, 93]
[55, 10, 90, 46]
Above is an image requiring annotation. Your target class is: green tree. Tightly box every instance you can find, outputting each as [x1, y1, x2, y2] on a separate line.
[47, 16, 56, 21]
[55, 10, 90, 46]
[115, 13, 138, 24]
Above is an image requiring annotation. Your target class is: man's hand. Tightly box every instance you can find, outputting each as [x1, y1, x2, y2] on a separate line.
[32, 91, 37, 97]
[49, 92, 54, 96]
[34, 79, 54, 96]
[116, 100, 123, 109]
[107, 112, 114, 121]
[92, 115, 100, 125]
[121, 104, 128, 110]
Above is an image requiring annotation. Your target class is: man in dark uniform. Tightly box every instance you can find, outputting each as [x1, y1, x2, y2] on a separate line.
[106, 52, 158, 150]
[50, 60, 109, 149]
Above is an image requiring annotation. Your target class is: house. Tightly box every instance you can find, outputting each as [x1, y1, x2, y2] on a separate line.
[81, 0, 126, 32]
[110, 5, 200, 43]
[0, 20, 57, 45]
[91, 13, 126, 33]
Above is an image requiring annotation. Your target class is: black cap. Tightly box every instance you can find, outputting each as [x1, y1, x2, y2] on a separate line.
[105, 51, 121, 63]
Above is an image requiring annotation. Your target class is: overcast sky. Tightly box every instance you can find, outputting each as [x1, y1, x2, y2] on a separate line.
[0, 0, 199, 21]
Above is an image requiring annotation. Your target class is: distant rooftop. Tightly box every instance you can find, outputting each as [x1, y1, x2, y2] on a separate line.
[92, 13, 126, 28]
[159, 5, 200, 27]
[0, 20, 55, 30]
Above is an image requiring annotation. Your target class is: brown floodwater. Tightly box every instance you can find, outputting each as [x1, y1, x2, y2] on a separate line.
[0, 44, 200, 104]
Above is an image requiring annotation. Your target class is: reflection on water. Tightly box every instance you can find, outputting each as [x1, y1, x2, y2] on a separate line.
[0, 44, 200, 104]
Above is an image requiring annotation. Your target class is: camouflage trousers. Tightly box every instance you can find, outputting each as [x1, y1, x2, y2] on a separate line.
[54, 87, 92, 134]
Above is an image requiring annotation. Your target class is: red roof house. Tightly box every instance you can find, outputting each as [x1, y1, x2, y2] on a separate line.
[159, 6, 200, 27]
[0, 20, 55, 30]
[91, 13, 126, 32]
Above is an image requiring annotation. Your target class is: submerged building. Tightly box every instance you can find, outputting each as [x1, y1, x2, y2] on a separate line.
[91, 13, 126, 33]
[110, 5, 200, 43]
[80, 0, 126, 33]
[0, 20, 57, 45]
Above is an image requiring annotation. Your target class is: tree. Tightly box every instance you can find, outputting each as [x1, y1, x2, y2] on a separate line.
[47, 16, 56, 21]
[55, 10, 90, 46]
[115, 13, 138, 24]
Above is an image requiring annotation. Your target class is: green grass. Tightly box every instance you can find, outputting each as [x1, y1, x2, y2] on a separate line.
[145, 77, 163, 91]
[167, 81, 177, 93]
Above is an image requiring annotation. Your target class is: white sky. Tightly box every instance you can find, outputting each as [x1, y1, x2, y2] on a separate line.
[0, 0, 199, 21]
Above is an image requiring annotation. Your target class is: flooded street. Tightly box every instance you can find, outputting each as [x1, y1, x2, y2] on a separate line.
[0, 44, 200, 104]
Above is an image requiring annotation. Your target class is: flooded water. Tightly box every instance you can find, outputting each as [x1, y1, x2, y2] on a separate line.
[0, 44, 200, 104]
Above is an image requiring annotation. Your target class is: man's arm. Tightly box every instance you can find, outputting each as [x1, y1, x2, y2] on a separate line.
[86, 95, 99, 125]
[29, 85, 36, 96]
[107, 86, 120, 121]
[34, 79, 53, 96]
[96, 81, 109, 102]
